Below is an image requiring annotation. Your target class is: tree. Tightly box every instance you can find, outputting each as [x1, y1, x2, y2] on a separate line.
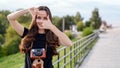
[0, 45, 3, 57]
[0, 14, 9, 35]
[3, 26, 21, 55]
[85, 21, 91, 27]
[14, 9, 31, 24]
[74, 12, 83, 24]
[52, 16, 62, 30]
[0, 11, 10, 45]
[0, 10, 11, 29]
[77, 21, 84, 31]
[53, 15, 75, 31]
[64, 15, 74, 30]
[90, 8, 102, 29]
[0, 10, 11, 17]
[0, 34, 4, 45]
[17, 13, 31, 23]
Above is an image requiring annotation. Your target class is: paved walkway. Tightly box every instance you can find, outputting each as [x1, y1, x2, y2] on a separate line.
[80, 26, 120, 68]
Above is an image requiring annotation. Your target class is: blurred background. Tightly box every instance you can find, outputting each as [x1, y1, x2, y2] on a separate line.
[0, 0, 120, 68]
[0, 0, 120, 25]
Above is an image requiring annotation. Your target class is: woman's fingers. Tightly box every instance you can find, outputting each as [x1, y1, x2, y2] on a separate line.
[28, 7, 38, 17]
[34, 8, 39, 13]
[47, 15, 50, 20]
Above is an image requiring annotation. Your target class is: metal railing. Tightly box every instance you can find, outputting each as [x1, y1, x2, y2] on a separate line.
[53, 32, 99, 68]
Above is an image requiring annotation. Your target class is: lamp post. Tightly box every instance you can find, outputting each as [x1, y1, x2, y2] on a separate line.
[62, 18, 65, 32]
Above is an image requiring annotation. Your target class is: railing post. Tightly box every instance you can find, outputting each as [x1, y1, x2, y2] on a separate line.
[64, 48, 66, 68]
[70, 46, 72, 68]
[79, 41, 81, 60]
[74, 43, 75, 67]
[57, 54, 60, 68]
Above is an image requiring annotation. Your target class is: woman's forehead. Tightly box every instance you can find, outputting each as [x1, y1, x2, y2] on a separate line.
[37, 10, 47, 16]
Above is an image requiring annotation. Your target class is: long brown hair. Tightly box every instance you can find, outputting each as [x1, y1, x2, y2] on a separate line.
[19, 6, 59, 55]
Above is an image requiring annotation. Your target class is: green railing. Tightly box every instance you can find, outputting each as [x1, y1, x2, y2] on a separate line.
[53, 32, 99, 68]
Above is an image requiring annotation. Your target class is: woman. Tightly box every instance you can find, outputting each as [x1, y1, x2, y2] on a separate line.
[7, 6, 72, 68]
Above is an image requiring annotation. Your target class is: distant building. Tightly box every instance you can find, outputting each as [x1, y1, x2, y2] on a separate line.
[71, 25, 78, 32]
[69, 21, 78, 32]
[99, 21, 107, 32]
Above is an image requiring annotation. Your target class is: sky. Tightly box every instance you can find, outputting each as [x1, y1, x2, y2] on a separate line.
[0, 0, 120, 26]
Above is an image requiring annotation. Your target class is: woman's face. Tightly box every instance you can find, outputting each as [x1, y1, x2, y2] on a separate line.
[36, 10, 48, 28]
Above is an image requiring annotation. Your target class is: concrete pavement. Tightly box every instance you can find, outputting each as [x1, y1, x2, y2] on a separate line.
[79, 27, 120, 68]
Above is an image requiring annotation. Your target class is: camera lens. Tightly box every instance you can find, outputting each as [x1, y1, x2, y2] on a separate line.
[38, 59, 40, 62]
[36, 49, 42, 56]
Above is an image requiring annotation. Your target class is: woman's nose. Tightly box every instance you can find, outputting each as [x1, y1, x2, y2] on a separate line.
[39, 19, 43, 22]
[36, 19, 43, 23]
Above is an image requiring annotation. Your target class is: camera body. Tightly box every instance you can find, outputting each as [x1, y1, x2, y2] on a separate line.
[32, 49, 44, 56]
[30, 48, 46, 59]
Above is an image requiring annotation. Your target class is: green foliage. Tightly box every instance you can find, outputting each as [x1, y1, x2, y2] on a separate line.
[0, 10, 30, 57]
[53, 15, 75, 31]
[82, 27, 93, 37]
[15, 9, 31, 24]
[52, 16, 62, 31]
[0, 34, 4, 45]
[74, 12, 83, 24]
[0, 45, 3, 57]
[77, 21, 84, 31]
[0, 14, 9, 35]
[3, 26, 21, 55]
[53, 13, 83, 31]
[64, 31, 74, 40]
[0, 10, 11, 17]
[0, 52, 25, 68]
[17, 13, 32, 24]
[64, 15, 74, 30]
[0, 10, 10, 34]
[0, 10, 10, 46]
[90, 8, 102, 29]
[85, 21, 91, 27]
[4, 37, 21, 55]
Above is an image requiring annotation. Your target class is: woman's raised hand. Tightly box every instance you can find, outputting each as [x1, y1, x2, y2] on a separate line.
[28, 7, 38, 20]
[37, 15, 54, 30]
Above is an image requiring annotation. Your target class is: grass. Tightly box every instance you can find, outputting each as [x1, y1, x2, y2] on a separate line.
[0, 52, 25, 68]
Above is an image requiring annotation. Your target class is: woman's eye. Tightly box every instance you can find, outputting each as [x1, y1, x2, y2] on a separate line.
[44, 17, 47, 20]
[37, 17, 41, 19]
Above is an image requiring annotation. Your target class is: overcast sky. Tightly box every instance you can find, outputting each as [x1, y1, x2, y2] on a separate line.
[0, 0, 120, 26]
